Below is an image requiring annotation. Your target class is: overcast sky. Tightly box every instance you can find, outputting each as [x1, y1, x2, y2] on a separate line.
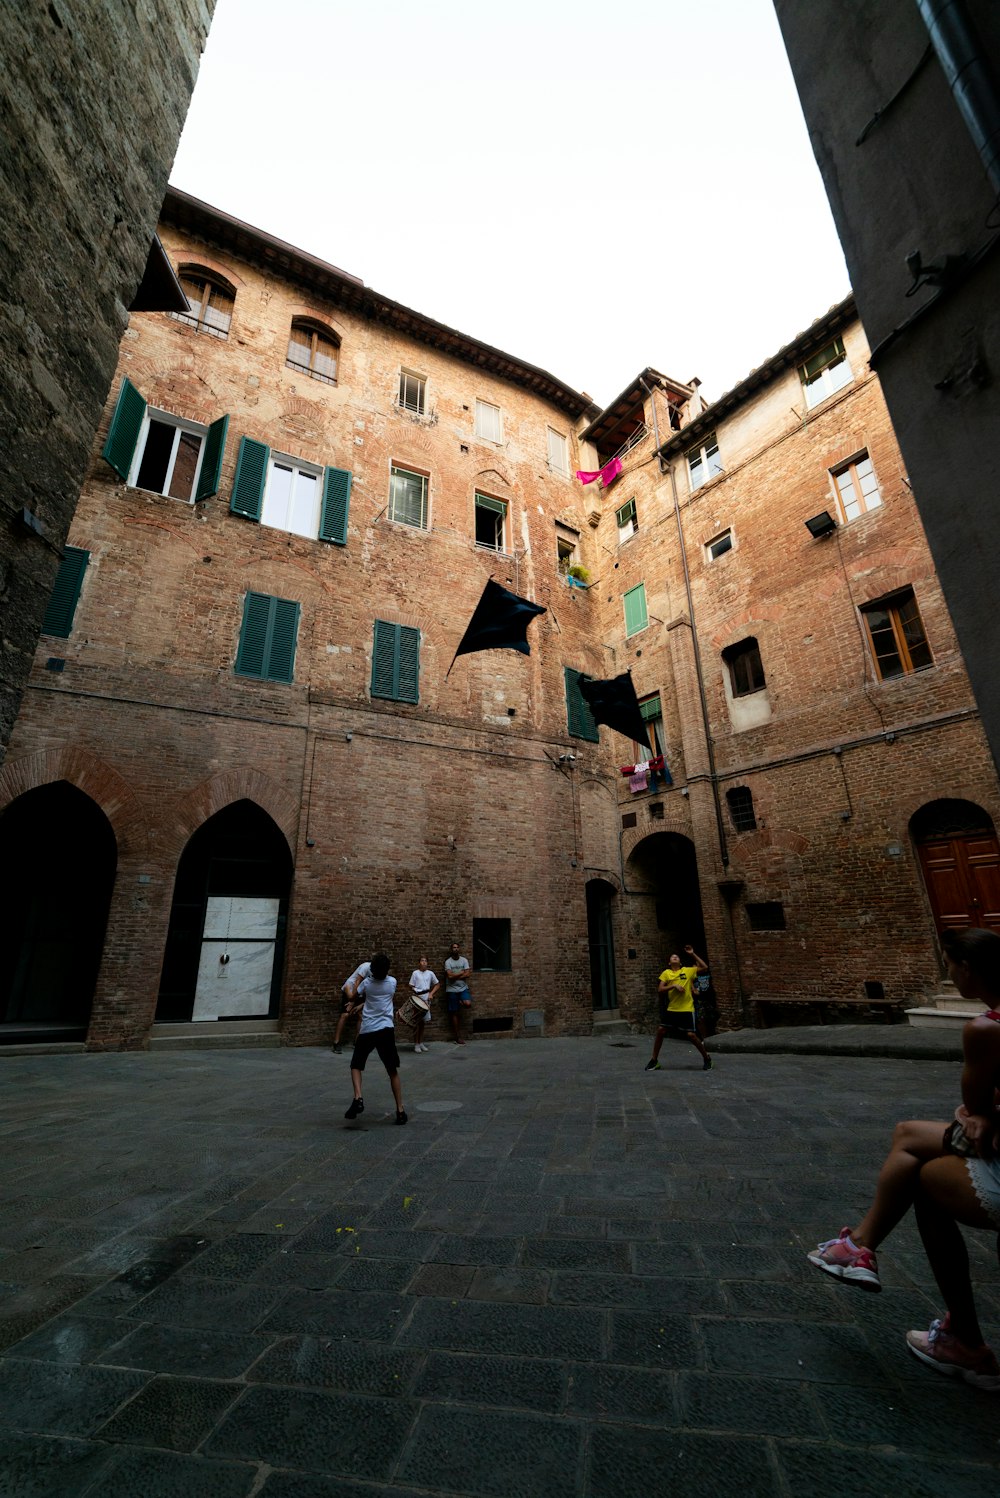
[170, 0, 849, 409]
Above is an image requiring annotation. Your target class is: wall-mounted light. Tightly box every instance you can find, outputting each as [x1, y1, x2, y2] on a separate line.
[805, 510, 837, 539]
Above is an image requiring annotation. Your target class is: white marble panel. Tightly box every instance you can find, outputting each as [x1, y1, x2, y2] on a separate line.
[202, 896, 280, 941]
[192, 940, 275, 1020]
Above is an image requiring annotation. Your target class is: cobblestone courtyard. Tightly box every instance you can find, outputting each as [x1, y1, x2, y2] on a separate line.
[0, 1038, 997, 1496]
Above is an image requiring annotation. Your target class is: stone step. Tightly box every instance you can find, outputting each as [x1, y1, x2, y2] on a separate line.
[151, 1019, 279, 1037]
[149, 1030, 284, 1051]
[0, 1042, 88, 1057]
[592, 1010, 632, 1037]
[905, 1006, 982, 1029]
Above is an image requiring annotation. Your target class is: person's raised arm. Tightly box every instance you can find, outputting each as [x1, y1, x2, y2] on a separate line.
[684, 944, 708, 973]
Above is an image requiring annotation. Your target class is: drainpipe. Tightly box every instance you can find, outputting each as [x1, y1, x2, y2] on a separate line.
[916, 0, 1000, 192]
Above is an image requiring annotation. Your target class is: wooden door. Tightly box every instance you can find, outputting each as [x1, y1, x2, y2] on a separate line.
[917, 834, 1000, 936]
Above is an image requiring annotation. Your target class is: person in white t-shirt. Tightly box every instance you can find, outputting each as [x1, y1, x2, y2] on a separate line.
[333, 959, 371, 1054]
[408, 956, 440, 1052]
[344, 953, 407, 1124]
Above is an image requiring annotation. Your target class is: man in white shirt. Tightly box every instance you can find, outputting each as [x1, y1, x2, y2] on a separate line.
[333, 958, 371, 1054]
[444, 941, 472, 1046]
[408, 956, 440, 1052]
[344, 953, 407, 1124]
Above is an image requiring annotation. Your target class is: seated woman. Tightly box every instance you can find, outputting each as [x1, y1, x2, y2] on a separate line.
[807, 926, 1000, 1391]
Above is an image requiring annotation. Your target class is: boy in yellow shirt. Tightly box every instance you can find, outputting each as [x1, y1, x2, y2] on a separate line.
[645, 945, 713, 1072]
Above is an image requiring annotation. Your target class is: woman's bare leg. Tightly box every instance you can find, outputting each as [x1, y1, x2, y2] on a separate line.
[913, 1155, 996, 1348]
[851, 1120, 949, 1249]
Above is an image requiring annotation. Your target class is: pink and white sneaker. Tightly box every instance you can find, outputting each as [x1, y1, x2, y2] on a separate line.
[807, 1227, 881, 1291]
[906, 1314, 1000, 1391]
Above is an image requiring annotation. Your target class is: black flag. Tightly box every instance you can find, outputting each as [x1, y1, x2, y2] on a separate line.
[449, 579, 546, 672]
[578, 672, 651, 750]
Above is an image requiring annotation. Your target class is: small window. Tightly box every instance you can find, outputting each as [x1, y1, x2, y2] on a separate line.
[475, 399, 502, 443]
[746, 901, 786, 931]
[41, 546, 89, 638]
[473, 918, 512, 971]
[861, 588, 933, 680]
[624, 584, 648, 637]
[172, 268, 234, 339]
[547, 427, 569, 475]
[398, 370, 426, 414]
[262, 455, 323, 540]
[831, 452, 882, 522]
[475, 493, 508, 552]
[706, 529, 733, 561]
[687, 433, 722, 492]
[286, 320, 339, 385]
[723, 637, 766, 697]
[800, 337, 852, 409]
[389, 465, 429, 529]
[616, 498, 638, 543]
[131, 411, 209, 501]
[557, 535, 577, 574]
[235, 592, 300, 684]
[621, 812, 637, 829]
[565, 667, 600, 743]
[372, 620, 420, 703]
[726, 786, 757, 832]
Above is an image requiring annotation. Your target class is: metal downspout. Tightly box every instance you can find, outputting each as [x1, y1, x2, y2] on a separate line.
[916, 0, 1000, 193]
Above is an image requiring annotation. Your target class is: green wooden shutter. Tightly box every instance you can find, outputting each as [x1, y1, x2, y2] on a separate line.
[41, 546, 89, 637]
[564, 667, 599, 743]
[236, 592, 271, 677]
[102, 377, 146, 480]
[195, 414, 229, 501]
[319, 465, 352, 544]
[624, 584, 648, 636]
[230, 435, 269, 519]
[266, 597, 300, 683]
[396, 624, 420, 703]
[640, 693, 662, 721]
[372, 620, 398, 699]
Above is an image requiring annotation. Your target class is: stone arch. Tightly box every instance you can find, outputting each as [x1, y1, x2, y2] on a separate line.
[621, 812, 690, 864]
[166, 767, 298, 864]
[0, 747, 147, 857]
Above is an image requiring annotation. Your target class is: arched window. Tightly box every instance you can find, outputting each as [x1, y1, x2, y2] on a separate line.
[172, 266, 235, 338]
[286, 319, 339, 384]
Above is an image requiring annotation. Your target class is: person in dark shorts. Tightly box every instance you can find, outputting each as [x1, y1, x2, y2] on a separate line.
[645, 945, 712, 1071]
[344, 953, 407, 1124]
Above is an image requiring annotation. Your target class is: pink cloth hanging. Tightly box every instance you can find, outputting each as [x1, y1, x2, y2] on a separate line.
[629, 769, 648, 794]
[575, 456, 623, 487]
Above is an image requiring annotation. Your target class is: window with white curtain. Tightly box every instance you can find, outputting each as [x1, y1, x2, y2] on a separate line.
[475, 399, 502, 443]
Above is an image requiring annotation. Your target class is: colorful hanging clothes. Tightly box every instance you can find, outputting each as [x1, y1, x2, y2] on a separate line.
[629, 769, 648, 794]
[575, 456, 623, 486]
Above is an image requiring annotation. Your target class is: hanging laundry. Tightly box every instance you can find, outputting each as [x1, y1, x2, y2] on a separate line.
[629, 769, 648, 794]
[574, 456, 623, 487]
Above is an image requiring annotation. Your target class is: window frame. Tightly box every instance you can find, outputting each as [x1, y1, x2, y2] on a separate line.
[616, 498, 638, 544]
[389, 464, 430, 530]
[831, 451, 882, 523]
[623, 583, 649, 638]
[128, 407, 210, 503]
[398, 369, 427, 415]
[261, 451, 325, 540]
[726, 785, 757, 833]
[472, 918, 512, 972]
[171, 267, 235, 339]
[474, 492, 509, 554]
[475, 399, 503, 444]
[723, 637, 766, 698]
[235, 591, 300, 684]
[860, 588, 934, 681]
[546, 427, 569, 475]
[687, 433, 723, 492]
[634, 692, 664, 761]
[800, 337, 852, 410]
[706, 528, 733, 561]
[286, 319, 339, 385]
[371, 619, 420, 704]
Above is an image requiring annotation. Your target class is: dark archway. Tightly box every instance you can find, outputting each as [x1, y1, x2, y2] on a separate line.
[156, 800, 293, 1023]
[910, 798, 1000, 937]
[586, 878, 618, 1010]
[627, 829, 707, 957]
[0, 781, 117, 1042]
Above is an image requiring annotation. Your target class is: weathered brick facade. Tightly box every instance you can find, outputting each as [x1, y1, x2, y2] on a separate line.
[2, 195, 998, 1048]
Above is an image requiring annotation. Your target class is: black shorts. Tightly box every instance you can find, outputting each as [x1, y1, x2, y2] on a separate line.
[350, 1027, 400, 1074]
[658, 1006, 696, 1033]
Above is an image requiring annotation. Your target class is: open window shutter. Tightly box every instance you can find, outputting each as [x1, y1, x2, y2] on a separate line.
[195, 414, 230, 501]
[564, 667, 599, 742]
[41, 546, 89, 637]
[396, 625, 420, 703]
[371, 620, 398, 699]
[235, 592, 271, 677]
[640, 694, 662, 722]
[266, 598, 300, 683]
[319, 465, 352, 544]
[624, 585, 648, 635]
[230, 436, 269, 519]
[102, 377, 146, 480]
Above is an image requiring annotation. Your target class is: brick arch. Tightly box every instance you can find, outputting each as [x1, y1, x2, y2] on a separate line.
[621, 819, 692, 863]
[162, 242, 246, 290]
[166, 768, 298, 862]
[849, 551, 926, 606]
[0, 747, 148, 857]
[736, 828, 810, 857]
[710, 609, 783, 652]
[287, 308, 346, 343]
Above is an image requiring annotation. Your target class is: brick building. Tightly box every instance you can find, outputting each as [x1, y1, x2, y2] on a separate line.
[1, 192, 997, 1048]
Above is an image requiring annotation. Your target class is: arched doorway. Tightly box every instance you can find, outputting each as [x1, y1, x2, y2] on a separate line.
[626, 830, 707, 957]
[0, 781, 117, 1043]
[586, 878, 618, 1010]
[156, 800, 293, 1023]
[910, 799, 1000, 936]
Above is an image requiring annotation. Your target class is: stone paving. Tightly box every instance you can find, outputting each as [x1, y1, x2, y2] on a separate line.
[0, 1036, 998, 1497]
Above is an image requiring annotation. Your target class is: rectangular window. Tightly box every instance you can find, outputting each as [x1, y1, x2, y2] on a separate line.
[261, 455, 323, 540]
[636, 693, 664, 760]
[371, 619, 420, 703]
[706, 529, 733, 561]
[687, 433, 723, 491]
[623, 583, 648, 637]
[41, 546, 89, 638]
[474, 493, 508, 552]
[723, 637, 766, 697]
[547, 427, 569, 474]
[235, 592, 300, 684]
[800, 337, 852, 409]
[747, 901, 786, 931]
[398, 370, 426, 415]
[726, 786, 757, 832]
[861, 588, 933, 680]
[473, 918, 512, 971]
[616, 498, 638, 543]
[131, 411, 208, 502]
[832, 452, 882, 522]
[557, 535, 577, 574]
[475, 399, 502, 443]
[564, 667, 600, 742]
[389, 465, 429, 529]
